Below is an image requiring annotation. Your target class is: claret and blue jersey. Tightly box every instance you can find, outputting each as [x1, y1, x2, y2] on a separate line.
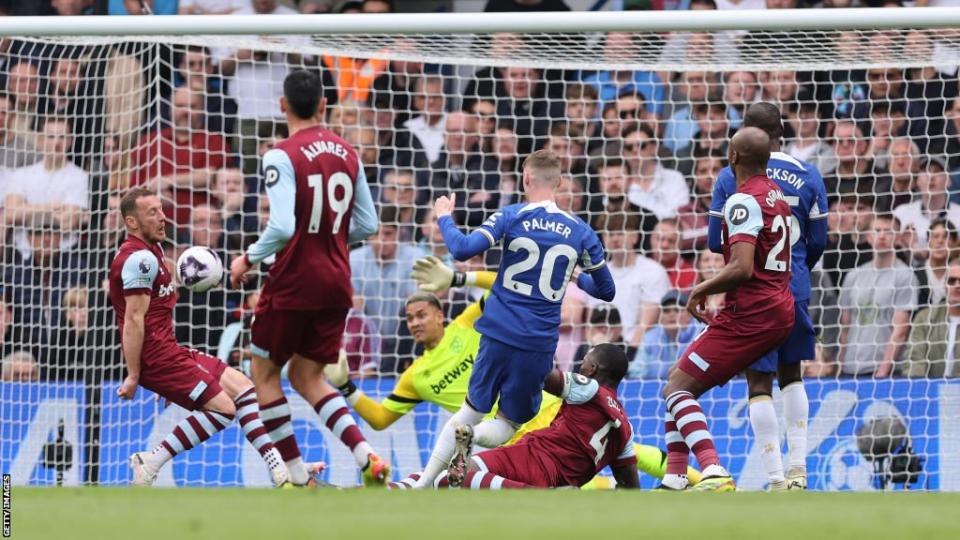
[709, 151, 829, 303]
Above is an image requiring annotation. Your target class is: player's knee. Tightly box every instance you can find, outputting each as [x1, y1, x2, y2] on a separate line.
[777, 363, 803, 389]
[745, 370, 774, 399]
[205, 393, 237, 417]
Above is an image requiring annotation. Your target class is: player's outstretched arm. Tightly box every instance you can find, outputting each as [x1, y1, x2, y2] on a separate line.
[411, 256, 497, 293]
[435, 193, 501, 261]
[576, 264, 616, 302]
[118, 293, 150, 400]
[325, 353, 412, 430]
[348, 167, 379, 244]
[707, 170, 733, 254]
[611, 463, 641, 489]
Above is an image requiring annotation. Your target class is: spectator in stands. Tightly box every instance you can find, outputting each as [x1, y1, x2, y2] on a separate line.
[564, 83, 601, 152]
[678, 153, 724, 254]
[758, 70, 799, 112]
[131, 86, 234, 228]
[178, 0, 247, 14]
[484, 0, 571, 11]
[326, 99, 364, 137]
[5, 62, 42, 143]
[367, 93, 407, 172]
[0, 93, 38, 169]
[673, 96, 731, 178]
[175, 45, 237, 135]
[824, 119, 890, 201]
[571, 304, 635, 373]
[212, 167, 258, 251]
[650, 218, 697, 292]
[838, 214, 917, 378]
[868, 100, 908, 172]
[470, 99, 497, 153]
[380, 169, 417, 242]
[416, 111, 499, 227]
[344, 124, 382, 187]
[417, 207, 452, 265]
[111, 0, 178, 15]
[342, 307, 382, 377]
[46, 58, 100, 166]
[623, 126, 689, 220]
[904, 30, 959, 154]
[723, 71, 759, 129]
[581, 32, 665, 118]
[462, 32, 524, 109]
[904, 260, 960, 378]
[556, 173, 587, 223]
[350, 205, 422, 367]
[913, 218, 958, 312]
[214, 0, 307, 174]
[894, 158, 960, 248]
[44, 286, 89, 380]
[1, 351, 38, 382]
[83, 193, 123, 290]
[3, 117, 88, 250]
[823, 196, 874, 295]
[400, 74, 447, 168]
[881, 136, 920, 212]
[592, 213, 671, 347]
[545, 123, 588, 195]
[588, 158, 656, 246]
[496, 65, 563, 155]
[493, 124, 521, 208]
[0, 295, 19, 360]
[3, 217, 85, 347]
[186, 203, 226, 257]
[630, 290, 702, 379]
[661, 71, 717, 156]
[785, 97, 834, 174]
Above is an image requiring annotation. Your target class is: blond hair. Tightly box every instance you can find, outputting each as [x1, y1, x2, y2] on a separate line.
[522, 149, 562, 186]
[62, 287, 88, 309]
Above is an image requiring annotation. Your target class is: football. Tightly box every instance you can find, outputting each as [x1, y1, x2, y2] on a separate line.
[176, 246, 224, 293]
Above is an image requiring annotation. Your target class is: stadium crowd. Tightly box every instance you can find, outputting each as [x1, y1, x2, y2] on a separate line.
[3, 0, 960, 384]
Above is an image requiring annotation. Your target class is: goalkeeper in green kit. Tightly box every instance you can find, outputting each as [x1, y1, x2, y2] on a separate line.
[325, 257, 701, 489]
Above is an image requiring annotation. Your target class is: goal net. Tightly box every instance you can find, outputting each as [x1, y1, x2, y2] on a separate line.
[3, 12, 960, 490]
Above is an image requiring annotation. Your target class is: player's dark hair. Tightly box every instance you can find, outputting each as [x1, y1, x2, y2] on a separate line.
[590, 343, 629, 386]
[120, 187, 155, 218]
[405, 292, 442, 311]
[743, 102, 784, 141]
[283, 69, 323, 120]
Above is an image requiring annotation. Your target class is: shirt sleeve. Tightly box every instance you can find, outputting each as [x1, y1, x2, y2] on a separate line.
[348, 166, 379, 244]
[895, 269, 919, 312]
[561, 371, 600, 405]
[452, 296, 486, 329]
[121, 249, 159, 295]
[382, 363, 423, 415]
[579, 225, 607, 272]
[477, 208, 510, 248]
[708, 168, 734, 253]
[723, 193, 764, 245]
[246, 149, 296, 264]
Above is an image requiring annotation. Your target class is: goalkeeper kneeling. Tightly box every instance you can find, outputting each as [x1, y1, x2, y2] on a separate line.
[325, 257, 701, 489]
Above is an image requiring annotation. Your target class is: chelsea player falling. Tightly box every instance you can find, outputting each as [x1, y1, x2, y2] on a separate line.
[415, 150, 616, 488]
[708, 102, 829, 491]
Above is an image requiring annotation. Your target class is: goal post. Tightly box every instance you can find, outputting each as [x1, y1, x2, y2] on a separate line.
[1, 8, 959, 490]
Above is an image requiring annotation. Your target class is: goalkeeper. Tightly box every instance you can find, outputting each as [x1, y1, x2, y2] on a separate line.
[325, 256, 700, 488]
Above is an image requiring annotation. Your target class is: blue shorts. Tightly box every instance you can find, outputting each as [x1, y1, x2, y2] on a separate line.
[750, 300, 816, 373]
[467, 335, 554, 424]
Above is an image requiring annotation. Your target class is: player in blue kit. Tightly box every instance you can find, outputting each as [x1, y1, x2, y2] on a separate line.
[708, 102, 829, 491]
[414, 150, 616, 488]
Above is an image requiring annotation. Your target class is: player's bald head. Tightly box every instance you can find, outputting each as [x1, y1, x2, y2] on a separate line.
[743, 102, 783, 141]
[729, 126, 771, 173]
[583, 343, 628, 386]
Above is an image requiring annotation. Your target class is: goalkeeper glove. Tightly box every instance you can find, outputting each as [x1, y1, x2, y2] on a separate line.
[324, 351, 357, 398]
[411, 256, 467, 293]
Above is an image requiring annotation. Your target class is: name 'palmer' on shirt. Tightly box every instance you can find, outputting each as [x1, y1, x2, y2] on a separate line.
[521, 217, 573, 239]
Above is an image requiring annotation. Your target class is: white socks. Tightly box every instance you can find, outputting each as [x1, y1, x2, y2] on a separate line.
[285, 457, 310, 485]
[144, 445, 173, 475]
[415, 404, 485, 488]
[782, 382, 809, 472]
[749, 395, 785, 483]
[473, 418, 517, 448]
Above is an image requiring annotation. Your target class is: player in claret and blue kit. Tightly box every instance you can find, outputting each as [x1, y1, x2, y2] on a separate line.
[227, 69, 389, 486]
[415, 150, 616, 488]
[110, 188, 289, 487]
[708, 103, 828, 491]
[661, 128, 795, 492]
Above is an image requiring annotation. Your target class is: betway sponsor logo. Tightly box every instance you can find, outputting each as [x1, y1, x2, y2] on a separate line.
[430, 355, 475, 395]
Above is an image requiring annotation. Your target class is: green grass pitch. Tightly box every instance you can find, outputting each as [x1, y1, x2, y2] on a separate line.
[10, 488, 960, 540]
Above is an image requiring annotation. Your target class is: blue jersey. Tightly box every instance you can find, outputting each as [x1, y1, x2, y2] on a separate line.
[709, 151, 829, 303]
[454, 201, 609, 352]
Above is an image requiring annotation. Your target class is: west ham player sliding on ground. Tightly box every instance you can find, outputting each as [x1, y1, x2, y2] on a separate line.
[415, 150, 616, 488]
[429, 344, 639, 490]
[228, 70, 389, 486]
[111, 188, 289, 487]
[661, 127, 795, 492]
[709, 102, 828, 491]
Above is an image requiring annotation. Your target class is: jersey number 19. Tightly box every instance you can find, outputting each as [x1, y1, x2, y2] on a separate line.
[307, 173, 354, 235]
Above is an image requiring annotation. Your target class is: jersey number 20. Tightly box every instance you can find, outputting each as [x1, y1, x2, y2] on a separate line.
[764, 214, 791, 272]
[502, 237, 578, 301]
[307, 173, 353, 235]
